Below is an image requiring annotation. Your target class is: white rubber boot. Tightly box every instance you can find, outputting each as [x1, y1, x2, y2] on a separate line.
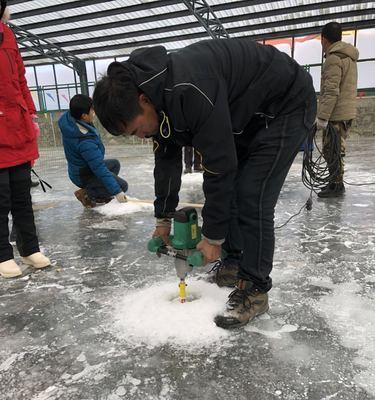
[22, 252, 51, 269]
[0, 259, 23, 278]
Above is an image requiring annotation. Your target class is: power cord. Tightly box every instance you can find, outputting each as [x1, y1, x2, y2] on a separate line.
[275, 191, 312, 230]
[277, 122, 375, 230]
[276, 122, 342, 229]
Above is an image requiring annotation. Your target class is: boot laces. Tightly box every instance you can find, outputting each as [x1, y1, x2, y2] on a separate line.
[207, 259, 223, 273]
[227, 288, 252, 311]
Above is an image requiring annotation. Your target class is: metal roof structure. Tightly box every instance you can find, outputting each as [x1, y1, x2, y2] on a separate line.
[7, 0, 375, 65]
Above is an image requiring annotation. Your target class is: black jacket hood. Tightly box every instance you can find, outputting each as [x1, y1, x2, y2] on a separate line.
[108, 46, 168, 111]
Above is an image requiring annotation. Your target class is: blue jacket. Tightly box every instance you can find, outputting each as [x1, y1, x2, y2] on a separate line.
[58, 111, 122, 195]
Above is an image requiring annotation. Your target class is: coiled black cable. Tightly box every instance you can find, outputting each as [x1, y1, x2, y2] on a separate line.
[302, 123, 342, 193]
[302, 123, 375, 190]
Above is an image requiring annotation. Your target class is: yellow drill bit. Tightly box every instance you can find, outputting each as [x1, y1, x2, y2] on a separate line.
[178, 279, 187, 303]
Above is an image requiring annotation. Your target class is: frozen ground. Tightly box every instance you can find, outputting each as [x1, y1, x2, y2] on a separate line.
[0, 138, 375, 400]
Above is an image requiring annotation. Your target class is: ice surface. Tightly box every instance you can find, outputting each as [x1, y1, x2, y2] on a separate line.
[314, 280, 375, 395]
[1, 140, 375, 400]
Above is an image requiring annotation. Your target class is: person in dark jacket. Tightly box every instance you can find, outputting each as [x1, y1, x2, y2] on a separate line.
[58, 94, 128, 208]
[0, 1, 50, 278]
[93, 38, 317, 329]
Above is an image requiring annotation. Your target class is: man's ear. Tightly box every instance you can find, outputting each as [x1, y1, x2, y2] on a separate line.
[139, 93, 151, 105]
[81, 113, 89, 122]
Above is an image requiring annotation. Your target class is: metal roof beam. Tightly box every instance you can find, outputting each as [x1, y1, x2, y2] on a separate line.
[20, 7, 374, 57]
[180, 0, 229, 39]
[26, 0, 283, 39]
[22, 16, 374, 64]
[20, 0, 181, 30]
[8, 0, 33, 5]
[47, 0, 368, 49]
[251, 20, 375, 41]
[10, 22, 89, 94]
[19, 0, 280, 31]
[229, 7, 375, 36]
[11, 0, 112, 19]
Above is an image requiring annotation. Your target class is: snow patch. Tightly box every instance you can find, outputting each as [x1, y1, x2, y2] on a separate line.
[181, 172, 203, 185]
[314, 280, 375, 397]
[32, 385, 60, 400]
[245, 324, 298, 339]
[0, 352, 26, 372]
[91, 220, 127, 230]
[94, 196, 153, 217]
[113, 279, 231, 349]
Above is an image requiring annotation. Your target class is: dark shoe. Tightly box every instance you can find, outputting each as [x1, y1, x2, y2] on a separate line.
[317, 183, 345, 198]
[184, 167, 192, 174]
[31, 180, 40, 188]
[207, 258, 239, 288]
[214, 280, 269, 329]
[74, 189, 96, 208]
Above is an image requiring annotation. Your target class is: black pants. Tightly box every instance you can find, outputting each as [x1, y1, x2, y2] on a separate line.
[81, 159, 128, 200]
[223, 103, 315, 292]
[0, 163, 39, 262]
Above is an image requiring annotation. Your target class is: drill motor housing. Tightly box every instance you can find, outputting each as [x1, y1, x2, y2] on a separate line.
[171, 207, 201, 250]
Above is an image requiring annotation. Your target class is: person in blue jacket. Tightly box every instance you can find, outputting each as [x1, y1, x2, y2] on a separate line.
[58, 94, 128, 208]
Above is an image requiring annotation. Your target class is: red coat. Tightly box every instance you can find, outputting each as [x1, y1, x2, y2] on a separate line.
[0, 23, 38, 169]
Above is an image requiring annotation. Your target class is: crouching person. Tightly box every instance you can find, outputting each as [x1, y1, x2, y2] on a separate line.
[58, 94, 128, 208]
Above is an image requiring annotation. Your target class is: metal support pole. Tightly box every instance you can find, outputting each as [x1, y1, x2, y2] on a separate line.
[73, 60, 89, 96]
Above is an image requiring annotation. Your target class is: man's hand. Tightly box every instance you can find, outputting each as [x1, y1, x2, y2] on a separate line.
[152, 226, 171, 246]
[115, 193, 127, 203]
[196, 238, 221, 265]
[316, 118, 328, 130]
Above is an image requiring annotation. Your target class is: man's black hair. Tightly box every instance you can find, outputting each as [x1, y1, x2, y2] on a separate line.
[93, 62, 142, 136]
[322, 22, 342, 43]
[69, 94, 93, 120]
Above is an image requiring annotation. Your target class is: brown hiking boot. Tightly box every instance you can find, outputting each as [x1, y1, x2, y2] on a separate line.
[207, 259, 239, 288]
[214, 280, 269, 329]
[74, 189, 96, 208]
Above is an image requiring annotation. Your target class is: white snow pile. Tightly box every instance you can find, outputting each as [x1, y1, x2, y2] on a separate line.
[94, 196, 153, 217]
[314, 279, 375, 397]
[181, 172, 203, 186]
[113, 278, 232, 349]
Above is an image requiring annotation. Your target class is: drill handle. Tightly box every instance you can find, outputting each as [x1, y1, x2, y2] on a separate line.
[186, 249, 227, 267]
[147, 236, 165, 253]
[186, 251, 204, 267]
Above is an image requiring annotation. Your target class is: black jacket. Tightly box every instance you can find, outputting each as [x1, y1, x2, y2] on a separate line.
[115, 38, 315, 240]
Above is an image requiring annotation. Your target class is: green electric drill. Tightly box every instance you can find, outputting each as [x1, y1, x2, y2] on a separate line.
[147, 207, 204, 303]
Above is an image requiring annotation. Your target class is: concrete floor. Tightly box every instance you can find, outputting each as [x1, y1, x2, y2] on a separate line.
[0, 137, 374, 400]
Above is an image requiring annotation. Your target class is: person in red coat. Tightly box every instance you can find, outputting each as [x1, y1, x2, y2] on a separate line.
[0, 2, 50, 278]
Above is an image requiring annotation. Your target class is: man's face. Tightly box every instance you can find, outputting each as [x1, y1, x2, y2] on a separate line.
[321, 36, 330, 54]
[122, 94, 159, 139]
